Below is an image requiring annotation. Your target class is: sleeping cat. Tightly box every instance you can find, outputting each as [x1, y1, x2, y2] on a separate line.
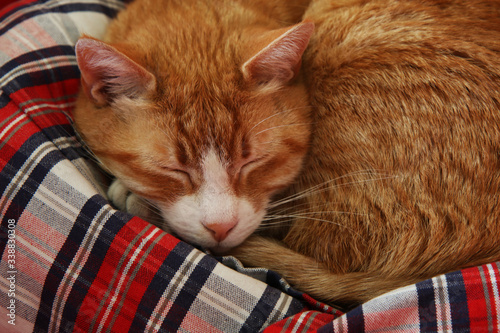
[230, 0, 500, 308]
[73, 0, 314, 250]
[73, 0, 500, 309]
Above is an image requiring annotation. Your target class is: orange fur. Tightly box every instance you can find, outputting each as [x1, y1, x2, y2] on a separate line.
[74, 0, 500, 309]
[231, 0, 500, 309]
[73, 0, 313, 249]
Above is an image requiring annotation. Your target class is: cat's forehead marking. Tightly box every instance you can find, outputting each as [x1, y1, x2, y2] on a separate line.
[201, 147, 230, 190]
[199, 147, 235, 224]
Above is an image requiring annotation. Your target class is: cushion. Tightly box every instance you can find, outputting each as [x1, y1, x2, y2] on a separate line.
[0, 0, 498, 331]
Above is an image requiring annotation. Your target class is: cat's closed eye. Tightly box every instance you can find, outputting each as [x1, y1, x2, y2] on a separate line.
[156, 164, 193, 184]
[234, 154, 266, 178]
[73, 3, 313, 250]
[241, 156, 265, 171]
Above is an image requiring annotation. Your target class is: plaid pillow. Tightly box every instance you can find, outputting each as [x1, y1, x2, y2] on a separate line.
[0, 0, 498, 332]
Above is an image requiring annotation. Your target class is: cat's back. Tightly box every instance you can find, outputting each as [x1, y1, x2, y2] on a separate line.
[283, 0, 500, 275]
[304, 0, 500, 100]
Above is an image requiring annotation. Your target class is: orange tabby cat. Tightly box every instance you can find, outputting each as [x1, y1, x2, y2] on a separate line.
[73, 0, 313, 250]
[73, 0, 500, 309]
[230, 0, 500, 308]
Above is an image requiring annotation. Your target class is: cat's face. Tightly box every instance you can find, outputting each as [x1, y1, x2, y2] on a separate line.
[73, 22, 314, 251]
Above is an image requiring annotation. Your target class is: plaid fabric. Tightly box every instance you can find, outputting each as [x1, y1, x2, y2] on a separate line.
[0, 0, 498, 332]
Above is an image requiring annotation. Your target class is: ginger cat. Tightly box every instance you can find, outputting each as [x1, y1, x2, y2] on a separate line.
[73, 0, 313, 250]
[73, 0, 500, 309]
[231, 0, 500, 308]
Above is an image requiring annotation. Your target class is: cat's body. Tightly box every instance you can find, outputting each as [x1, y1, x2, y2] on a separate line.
[73, 0, 500, 308]
[232, 0, 500, 308]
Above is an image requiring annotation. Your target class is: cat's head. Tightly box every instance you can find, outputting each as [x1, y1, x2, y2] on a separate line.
[73, 22, 314, 251]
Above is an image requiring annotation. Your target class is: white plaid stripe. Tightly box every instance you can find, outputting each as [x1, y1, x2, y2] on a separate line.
[487, 263, 500, 327]
[433, 274, 452, 332]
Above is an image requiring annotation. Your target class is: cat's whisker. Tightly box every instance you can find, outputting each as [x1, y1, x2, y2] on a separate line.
[256, 223, 292, 230]
[270, 200, 349, 216]
[125, 199, 167, 227]
[270, 176, 395, 208]
[273, 170, 386, 201]
[285, 171, 393, 197]
[251, 122, 313, 138]
[129, 196, 163, 213]
[269, 171, 396, 208]
[74, 144, 114, 180]
[265, 210, 369, 219]
[260, 214, 348, 229]
[271, 203, 371, 217]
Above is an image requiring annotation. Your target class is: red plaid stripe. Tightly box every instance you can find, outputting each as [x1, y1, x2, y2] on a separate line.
[75, 219, 178, 332]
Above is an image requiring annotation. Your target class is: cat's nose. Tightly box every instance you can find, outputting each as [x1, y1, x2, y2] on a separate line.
[204, 221, 237, 242]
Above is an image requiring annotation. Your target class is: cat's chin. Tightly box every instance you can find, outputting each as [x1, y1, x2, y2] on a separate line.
[207, 244, 238, 256]
[199, 234, 253, 255]
[192, 228, 257, 255]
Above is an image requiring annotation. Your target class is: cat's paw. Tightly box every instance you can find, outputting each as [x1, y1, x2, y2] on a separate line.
[107, 178, 129, 211]
[107, 179, 168, 231]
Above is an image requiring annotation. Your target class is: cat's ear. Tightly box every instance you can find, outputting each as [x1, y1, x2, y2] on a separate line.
[242, 21, 314, 88]
[75, 37, 156, 106]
